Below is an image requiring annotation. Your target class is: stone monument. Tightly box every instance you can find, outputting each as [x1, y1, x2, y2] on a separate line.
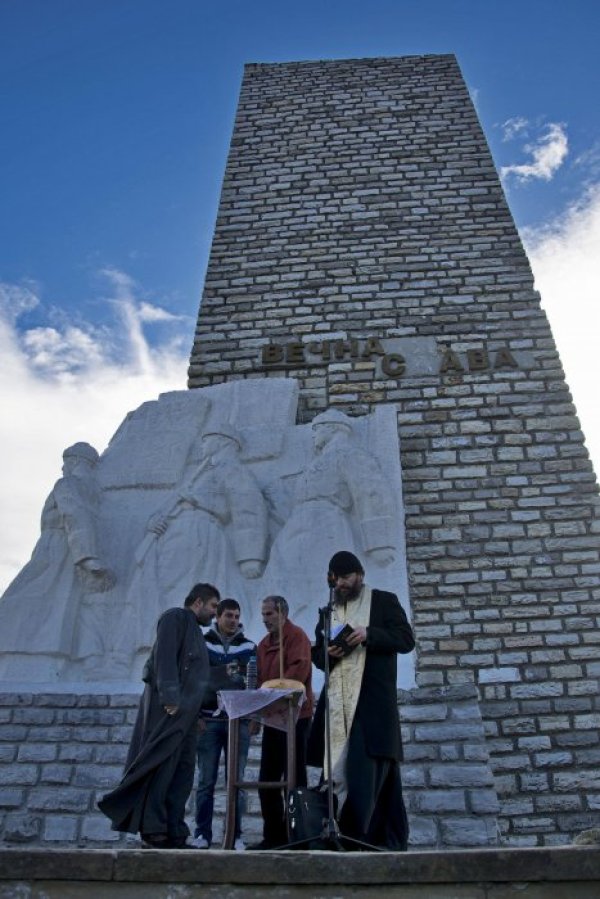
[0, 53, 598, 849]
[188, 55, 600, 848]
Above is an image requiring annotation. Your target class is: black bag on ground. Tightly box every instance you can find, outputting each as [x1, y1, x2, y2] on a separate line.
[287, 787, 336, 849]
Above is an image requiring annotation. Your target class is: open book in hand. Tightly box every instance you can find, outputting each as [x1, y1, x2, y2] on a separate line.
[328, 622, 356, 656]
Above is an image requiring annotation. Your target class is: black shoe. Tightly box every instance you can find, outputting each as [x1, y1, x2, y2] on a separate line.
[247, 839, 281, 850]
[141, 833, 170, 849]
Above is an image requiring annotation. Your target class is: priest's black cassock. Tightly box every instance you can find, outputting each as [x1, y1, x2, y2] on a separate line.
[308, 588, 415, 850]
[99, 607, 208, 845]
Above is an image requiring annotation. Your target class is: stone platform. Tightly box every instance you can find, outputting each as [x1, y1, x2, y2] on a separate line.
[1, 846, 599, 898]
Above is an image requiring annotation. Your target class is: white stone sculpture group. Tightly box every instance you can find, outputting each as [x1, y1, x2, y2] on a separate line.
[0, 379, 411, 686]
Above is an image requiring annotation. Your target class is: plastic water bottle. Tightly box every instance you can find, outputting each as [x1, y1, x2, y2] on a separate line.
[246, 653, 257, 690]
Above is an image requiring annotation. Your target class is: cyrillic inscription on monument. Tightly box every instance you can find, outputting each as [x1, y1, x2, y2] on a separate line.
[260, 336, 522, 379]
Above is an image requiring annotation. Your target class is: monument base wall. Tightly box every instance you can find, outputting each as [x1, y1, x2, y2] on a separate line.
[0, 687, 499, 849]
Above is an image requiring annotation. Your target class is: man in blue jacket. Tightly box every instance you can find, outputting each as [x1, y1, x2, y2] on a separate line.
[192, 598, 256, 850]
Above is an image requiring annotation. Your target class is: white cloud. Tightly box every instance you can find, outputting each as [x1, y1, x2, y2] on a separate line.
[22, 325, 106, 375]
[574, 141, 600, 180]
[0, 271, 189, 592]
[469, 86, 480, 113]
[100, 267, 135, 296]
[501, 122, 568, 183]
[501, 116, 529, 141]
[0, 281, 40, 320]
[523, 183, 600, 479]
[138, 302, 186, 323]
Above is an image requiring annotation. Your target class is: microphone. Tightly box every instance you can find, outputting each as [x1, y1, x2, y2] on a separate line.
[327, 570, 337, 611]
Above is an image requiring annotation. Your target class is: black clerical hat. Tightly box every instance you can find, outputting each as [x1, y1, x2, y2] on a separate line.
[328, 551, 364, 577]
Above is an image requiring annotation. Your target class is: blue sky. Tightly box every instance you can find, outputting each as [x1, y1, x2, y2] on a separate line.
[1, 0, 599, 589]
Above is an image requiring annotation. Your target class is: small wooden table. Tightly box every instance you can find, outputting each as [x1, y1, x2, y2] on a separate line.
[218, 688, 304, 849]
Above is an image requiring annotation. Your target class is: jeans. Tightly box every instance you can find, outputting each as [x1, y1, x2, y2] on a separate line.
[195, 717, 250, 843]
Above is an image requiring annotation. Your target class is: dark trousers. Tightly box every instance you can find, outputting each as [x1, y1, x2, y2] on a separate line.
[258, 717, 309, 846]
[339, 715, 409, 851]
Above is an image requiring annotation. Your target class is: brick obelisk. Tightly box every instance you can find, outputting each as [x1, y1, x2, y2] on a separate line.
[189, 55, 600, 846]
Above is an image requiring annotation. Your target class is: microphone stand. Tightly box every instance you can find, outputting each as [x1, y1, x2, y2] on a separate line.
[282, 582, 382, 852]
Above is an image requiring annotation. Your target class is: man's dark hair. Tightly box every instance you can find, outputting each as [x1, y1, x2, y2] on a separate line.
[263, 595, 289, 616]
[184, 583, 220, 607]
[217, 597, 240, 616]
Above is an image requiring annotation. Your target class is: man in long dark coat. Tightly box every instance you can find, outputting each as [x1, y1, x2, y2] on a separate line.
[99, 582, 219, 847]
[309, 551, 415, 850]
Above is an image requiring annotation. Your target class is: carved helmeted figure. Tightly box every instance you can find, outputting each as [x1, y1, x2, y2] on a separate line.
[126, 425, 268, 655]
[262, 410, 396, 623]
[0, 442, 115, 679]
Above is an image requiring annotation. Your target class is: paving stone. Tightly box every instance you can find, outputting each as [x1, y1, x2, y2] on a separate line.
[3, 812, 42, 842]
[17, 744, 58, 763]
[416, 790, 467, 813]
[43, 815, 79, 842]
[0, 788, 24, 809]
[440, 817, 498, 846]
[430, 765, 494, 788]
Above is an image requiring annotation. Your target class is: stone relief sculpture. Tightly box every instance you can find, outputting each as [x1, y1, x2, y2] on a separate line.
[0, 442, 115, 680]
[0, 378, 413, 687]
[260, 408, 399, 627]
[121, 424, 269, 660]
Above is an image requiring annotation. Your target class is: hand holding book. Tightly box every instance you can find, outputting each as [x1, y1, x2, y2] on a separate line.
[328, 622, 358, 657]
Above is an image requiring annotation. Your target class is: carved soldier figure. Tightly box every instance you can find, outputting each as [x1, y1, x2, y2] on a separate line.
[262, 409, 397, 625]
[0, 442, 114, 679]
[125, 425, 269, 657]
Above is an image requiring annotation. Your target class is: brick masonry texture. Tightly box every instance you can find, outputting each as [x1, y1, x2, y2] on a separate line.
[187, 55, 600, 846]
[0, 688, 497, 849]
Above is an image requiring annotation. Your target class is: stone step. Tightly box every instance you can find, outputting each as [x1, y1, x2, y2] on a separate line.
[1, 846, 600, 898]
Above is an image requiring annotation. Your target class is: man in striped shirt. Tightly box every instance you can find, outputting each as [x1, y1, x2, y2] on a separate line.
[192, 598, 256, 850]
